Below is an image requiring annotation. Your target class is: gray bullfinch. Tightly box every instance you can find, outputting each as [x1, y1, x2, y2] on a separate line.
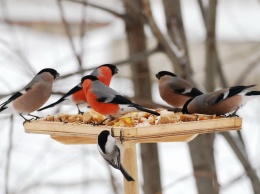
[182, 85, 260, 116]
[155, 71, 203, 108]
[0, 68, 59, 121]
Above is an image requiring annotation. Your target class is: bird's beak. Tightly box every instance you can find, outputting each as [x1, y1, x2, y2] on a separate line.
[55, 73, 60, 78]
[115, 67, 119, 74]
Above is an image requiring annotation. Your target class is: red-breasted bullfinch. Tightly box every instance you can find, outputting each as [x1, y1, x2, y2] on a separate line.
[98, 130, 134, 181]
[155, 71, 203, 108]
[182, 85, 260, 115]
[0, 68, 59, 121]
[38, 64, 118, 114]
[80, 75, 160, 119]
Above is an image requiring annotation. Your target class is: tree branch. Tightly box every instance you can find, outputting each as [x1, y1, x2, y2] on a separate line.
[64, 0, 126, 19]
[221, 132, 260, 191]
[5, 115, 13, 194]
[235, 55, 260, 85]
[57, 0, 82, 68]
[141, 0, 184, 76]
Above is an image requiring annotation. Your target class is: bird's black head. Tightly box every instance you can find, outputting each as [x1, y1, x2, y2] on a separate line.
[98, 130, 110, 153]
[101, 64, 119, 75]
[81, 75, 99, 84]
[155, 71, 177, 79]
[37, 68, 60, 79]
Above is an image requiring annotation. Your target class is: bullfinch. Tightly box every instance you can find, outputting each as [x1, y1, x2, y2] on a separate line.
[38, 64, 118, 114]
[98, 130, 134, 181]
[80, 75, 160, 120]
[0, 68, 59, 121]
[182, 85, 260, 115]
[155, 71, 203, 108]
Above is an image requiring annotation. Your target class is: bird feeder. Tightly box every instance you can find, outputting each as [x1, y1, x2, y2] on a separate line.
[24, 116, 242, 194]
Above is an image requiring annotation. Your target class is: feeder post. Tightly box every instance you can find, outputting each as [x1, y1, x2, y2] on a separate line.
[123, 142, 139, 194]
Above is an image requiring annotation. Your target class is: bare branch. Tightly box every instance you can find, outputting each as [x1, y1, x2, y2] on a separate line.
[221, 132, 260, 191]
[5, 115, 13, 194]
[156, 174, 193, 194]
[57, 0, 82, 68]
[0, 0, 35, 76]
[141, 0, 184, 76]
[64, 0, 126, 19]
[197, 0, 227, 88]
[234, 55, 260, 85]
[106, 163, 119, 194]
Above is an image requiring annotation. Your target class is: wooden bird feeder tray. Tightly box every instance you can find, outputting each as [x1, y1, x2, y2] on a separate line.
[24, 116, 242, 194]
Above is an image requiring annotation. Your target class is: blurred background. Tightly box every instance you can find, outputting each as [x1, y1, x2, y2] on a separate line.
[0, 0, 260, 193]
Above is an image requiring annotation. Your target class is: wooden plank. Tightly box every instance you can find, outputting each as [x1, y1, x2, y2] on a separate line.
[51, 136, 97, 144]
[111, 117, 241, 142]
[24, 117, 242, 144]
[123, 143, 139, 194]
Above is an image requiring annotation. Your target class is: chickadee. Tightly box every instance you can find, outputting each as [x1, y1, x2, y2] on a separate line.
[97, 130, 134, 181]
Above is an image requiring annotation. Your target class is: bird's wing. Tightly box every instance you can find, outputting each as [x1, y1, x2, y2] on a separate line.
[205, 85, 255, 106]
[93, 82, 132, 104]
[168, 78, 202, 97]
[0, 92, 23, 110]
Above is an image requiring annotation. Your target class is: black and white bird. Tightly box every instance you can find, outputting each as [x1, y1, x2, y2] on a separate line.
[0, 68, 59, 121]
[155, 71, 203, 108]
[182, 85, 260, 115]
[97, 130, 134, 181]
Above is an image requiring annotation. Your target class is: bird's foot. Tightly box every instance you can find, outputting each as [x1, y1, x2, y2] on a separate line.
[93, 118, 108, 126]
[78, 111, 84, 115]
[28, 114, 42, 120]
[167, 108, 182, 112]
[22, 118, 34, 125]
[226, 113, 239, 118]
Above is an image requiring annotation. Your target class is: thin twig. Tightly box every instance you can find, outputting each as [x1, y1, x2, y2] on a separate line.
[79, 0, 87, 68]
[106, 163, 119, 194]
[197, 0, 227, 88]
[5, 115, 14, 194]
[141, 0, 184, 76]
[0, 0, 35, 77]
[221, 132, 260, 191]
[156, 174, 193, 194]
[234, 55, 260, 85]
[57, 0, 82, 68]
[64, 0, 125, 19]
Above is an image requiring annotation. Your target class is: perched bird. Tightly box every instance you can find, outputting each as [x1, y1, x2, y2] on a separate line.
[80, 75, 160, 120]
[97, 130, 134, 181]
[155, 71, 203, 108]
[38, 64, 119, 114]
[0, 68, 60, 121]
[182, 85, 260, 116]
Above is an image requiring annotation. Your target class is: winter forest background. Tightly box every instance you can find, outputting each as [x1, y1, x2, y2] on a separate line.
[1, 0, 260, 194]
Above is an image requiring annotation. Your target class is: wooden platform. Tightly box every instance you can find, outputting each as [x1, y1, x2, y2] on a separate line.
[23, 117, 242, 194]
[24, 117, 242, 144]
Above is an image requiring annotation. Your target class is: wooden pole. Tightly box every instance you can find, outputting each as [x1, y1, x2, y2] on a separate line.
[123, 142, 139, 194]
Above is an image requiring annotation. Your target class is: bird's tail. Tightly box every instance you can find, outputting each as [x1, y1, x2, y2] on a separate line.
[133, 104, 160, 116]
[119, 164, 135, 181]
[245, 91, 260, 96]
[38, 98, 65, 111]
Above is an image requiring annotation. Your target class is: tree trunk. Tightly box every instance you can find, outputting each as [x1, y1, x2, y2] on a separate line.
[123, 0, 162, 193]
